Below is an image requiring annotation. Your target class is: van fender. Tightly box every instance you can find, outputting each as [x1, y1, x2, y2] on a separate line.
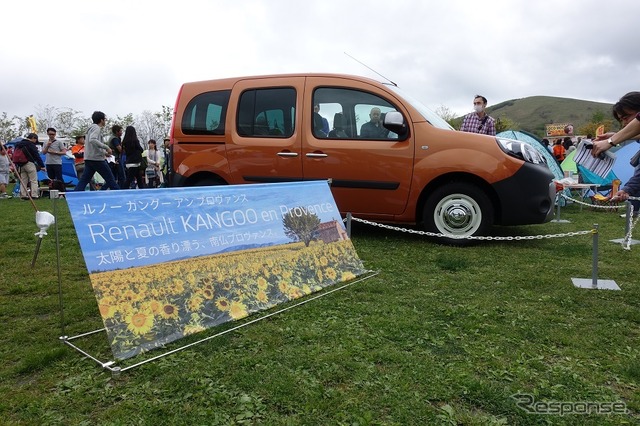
[175, 151, 232, 185]
[408, 148, 520, 223]
[412, 147, 522, 186]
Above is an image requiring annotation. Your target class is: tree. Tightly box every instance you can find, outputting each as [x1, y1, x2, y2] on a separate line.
[494, 116, 518, 133]
[0, 112, 19, 142]
[158, 105, 173, 138]
[434, 104, 458, 125]
[282, 209, 321, 247]
[135, 110, 165, 148]
[34, 104, 58, 132]
[578, 110, 616, 137]
[55, 108, 84, 137]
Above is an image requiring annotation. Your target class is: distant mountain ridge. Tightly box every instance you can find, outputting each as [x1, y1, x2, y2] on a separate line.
[486, 96, 613, 138]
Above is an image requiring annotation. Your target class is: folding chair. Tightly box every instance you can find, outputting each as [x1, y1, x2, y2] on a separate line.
[591, 179, 621, 212]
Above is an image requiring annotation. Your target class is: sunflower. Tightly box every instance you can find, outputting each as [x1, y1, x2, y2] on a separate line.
[98, 301, 117, 319]
[125, 310, 154, 335]
[326, 267, 338, 281]
[200, 287, 215, 300]
[341, 271, 356, 281]
[183, 324, 206, 336]
[172, 278, 185, 294]
[187, 295, 204, 312]
[256, 277, 268, 290]
[216, 297, 231, 311]
[142, 299, 162, 315]
[287, 286, 303, 299]
[256, 290, 269, 303]
[229, 301, 248, 320]
[278, 280, 289, 293]
[186, 273, 196, 286]
[160, 303, 180, 320]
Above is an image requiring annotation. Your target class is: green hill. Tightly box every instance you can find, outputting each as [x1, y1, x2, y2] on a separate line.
[486, 96, 614, 138]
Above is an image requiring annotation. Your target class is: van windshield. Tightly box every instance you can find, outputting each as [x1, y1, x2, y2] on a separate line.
[385, 84, 454, 131]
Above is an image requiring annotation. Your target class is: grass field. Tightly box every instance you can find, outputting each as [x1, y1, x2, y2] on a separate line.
[0, 192, 638, 425]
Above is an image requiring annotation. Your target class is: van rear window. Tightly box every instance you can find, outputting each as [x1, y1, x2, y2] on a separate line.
[182, 90, 231, 135]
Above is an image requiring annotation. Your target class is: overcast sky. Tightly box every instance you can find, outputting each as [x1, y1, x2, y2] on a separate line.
[2, 0, 638, 122]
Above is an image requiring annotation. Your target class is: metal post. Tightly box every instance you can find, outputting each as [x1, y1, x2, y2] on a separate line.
[624, 201, 633, 235]
[591, 224, 598, 289]
[111, 366, 122, 379]
[346, 212, 352, 238]
[609, 201, 640, 245]
[572, 223, 620, 290]
[551, 192, 570, 223]
[51, 190, 65, 336]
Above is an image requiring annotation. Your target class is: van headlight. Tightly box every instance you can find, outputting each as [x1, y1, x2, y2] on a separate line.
[496, 138, 546, 165]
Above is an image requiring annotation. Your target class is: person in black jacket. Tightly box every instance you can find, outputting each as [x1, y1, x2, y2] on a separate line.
[14, 133, 46, 199]
[122, 126, 145, 189]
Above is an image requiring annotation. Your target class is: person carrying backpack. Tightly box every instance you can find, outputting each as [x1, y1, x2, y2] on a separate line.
[13, 133, 46, 199]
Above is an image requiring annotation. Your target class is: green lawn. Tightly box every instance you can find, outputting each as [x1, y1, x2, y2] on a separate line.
[0, 191, 638, 425]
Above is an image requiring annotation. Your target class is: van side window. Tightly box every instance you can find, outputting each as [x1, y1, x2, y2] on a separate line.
[182, 90, 230, 135]
[237, 87, 296, 138]
[313, 87, 401, 141]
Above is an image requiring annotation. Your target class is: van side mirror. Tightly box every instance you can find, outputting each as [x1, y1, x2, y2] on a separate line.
[383, 111, 407, 137]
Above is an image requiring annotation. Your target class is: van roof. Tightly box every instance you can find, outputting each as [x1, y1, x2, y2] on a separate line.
[183, 73, 386, 87]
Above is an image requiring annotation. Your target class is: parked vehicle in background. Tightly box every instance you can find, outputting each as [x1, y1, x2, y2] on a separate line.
[167, 73, 555, 244]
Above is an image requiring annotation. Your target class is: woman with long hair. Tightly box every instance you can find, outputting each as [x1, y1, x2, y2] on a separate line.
[122, 126, 145, 189]
[143, 139, 164, 188]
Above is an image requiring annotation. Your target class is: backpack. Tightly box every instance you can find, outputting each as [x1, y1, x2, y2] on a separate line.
[12, 145, 29, 165]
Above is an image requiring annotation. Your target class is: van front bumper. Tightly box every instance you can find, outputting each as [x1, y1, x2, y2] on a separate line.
[492, 162, 556, 225]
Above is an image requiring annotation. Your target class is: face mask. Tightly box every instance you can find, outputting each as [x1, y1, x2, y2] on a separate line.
[474, 104, 484, 113]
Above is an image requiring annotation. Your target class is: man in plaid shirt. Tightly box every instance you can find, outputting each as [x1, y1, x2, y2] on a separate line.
[460, 95, 496, 136]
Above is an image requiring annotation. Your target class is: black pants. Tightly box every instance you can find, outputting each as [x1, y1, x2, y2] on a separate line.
[125, 165, 146, 189]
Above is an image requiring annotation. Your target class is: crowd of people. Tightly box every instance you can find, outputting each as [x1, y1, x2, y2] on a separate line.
[2, 97, 639, 206]
[0, 110, 170, 200]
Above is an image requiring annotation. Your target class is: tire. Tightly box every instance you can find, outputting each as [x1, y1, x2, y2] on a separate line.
[423, 182, 493, 245]
[191, 177, 226, 186]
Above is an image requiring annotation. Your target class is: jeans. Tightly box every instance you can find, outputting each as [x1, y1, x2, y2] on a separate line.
[74, 160, 120, 191]
[113, 159, 126, 187]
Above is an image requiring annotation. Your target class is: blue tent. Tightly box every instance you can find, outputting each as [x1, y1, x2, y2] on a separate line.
[497, 130, 563, 180]
[36, 153, 78, 185]
[611, 140, 640, 187]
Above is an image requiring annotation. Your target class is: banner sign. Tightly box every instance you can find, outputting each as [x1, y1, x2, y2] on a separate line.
[66, 181, 366, 360]
[546, 123, 574, 137]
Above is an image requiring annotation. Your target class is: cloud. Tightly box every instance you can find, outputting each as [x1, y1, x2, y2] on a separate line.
[1, 0, 638, 122]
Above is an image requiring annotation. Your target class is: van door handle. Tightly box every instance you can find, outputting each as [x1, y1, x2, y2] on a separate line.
[277, 152, 299, 157]
[305, 153, 328, 158]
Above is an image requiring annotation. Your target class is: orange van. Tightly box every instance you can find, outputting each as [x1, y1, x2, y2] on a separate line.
[168, 73, 555, 244]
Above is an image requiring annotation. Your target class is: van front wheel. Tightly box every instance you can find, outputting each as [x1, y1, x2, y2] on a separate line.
[423, 183, 493, 245]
